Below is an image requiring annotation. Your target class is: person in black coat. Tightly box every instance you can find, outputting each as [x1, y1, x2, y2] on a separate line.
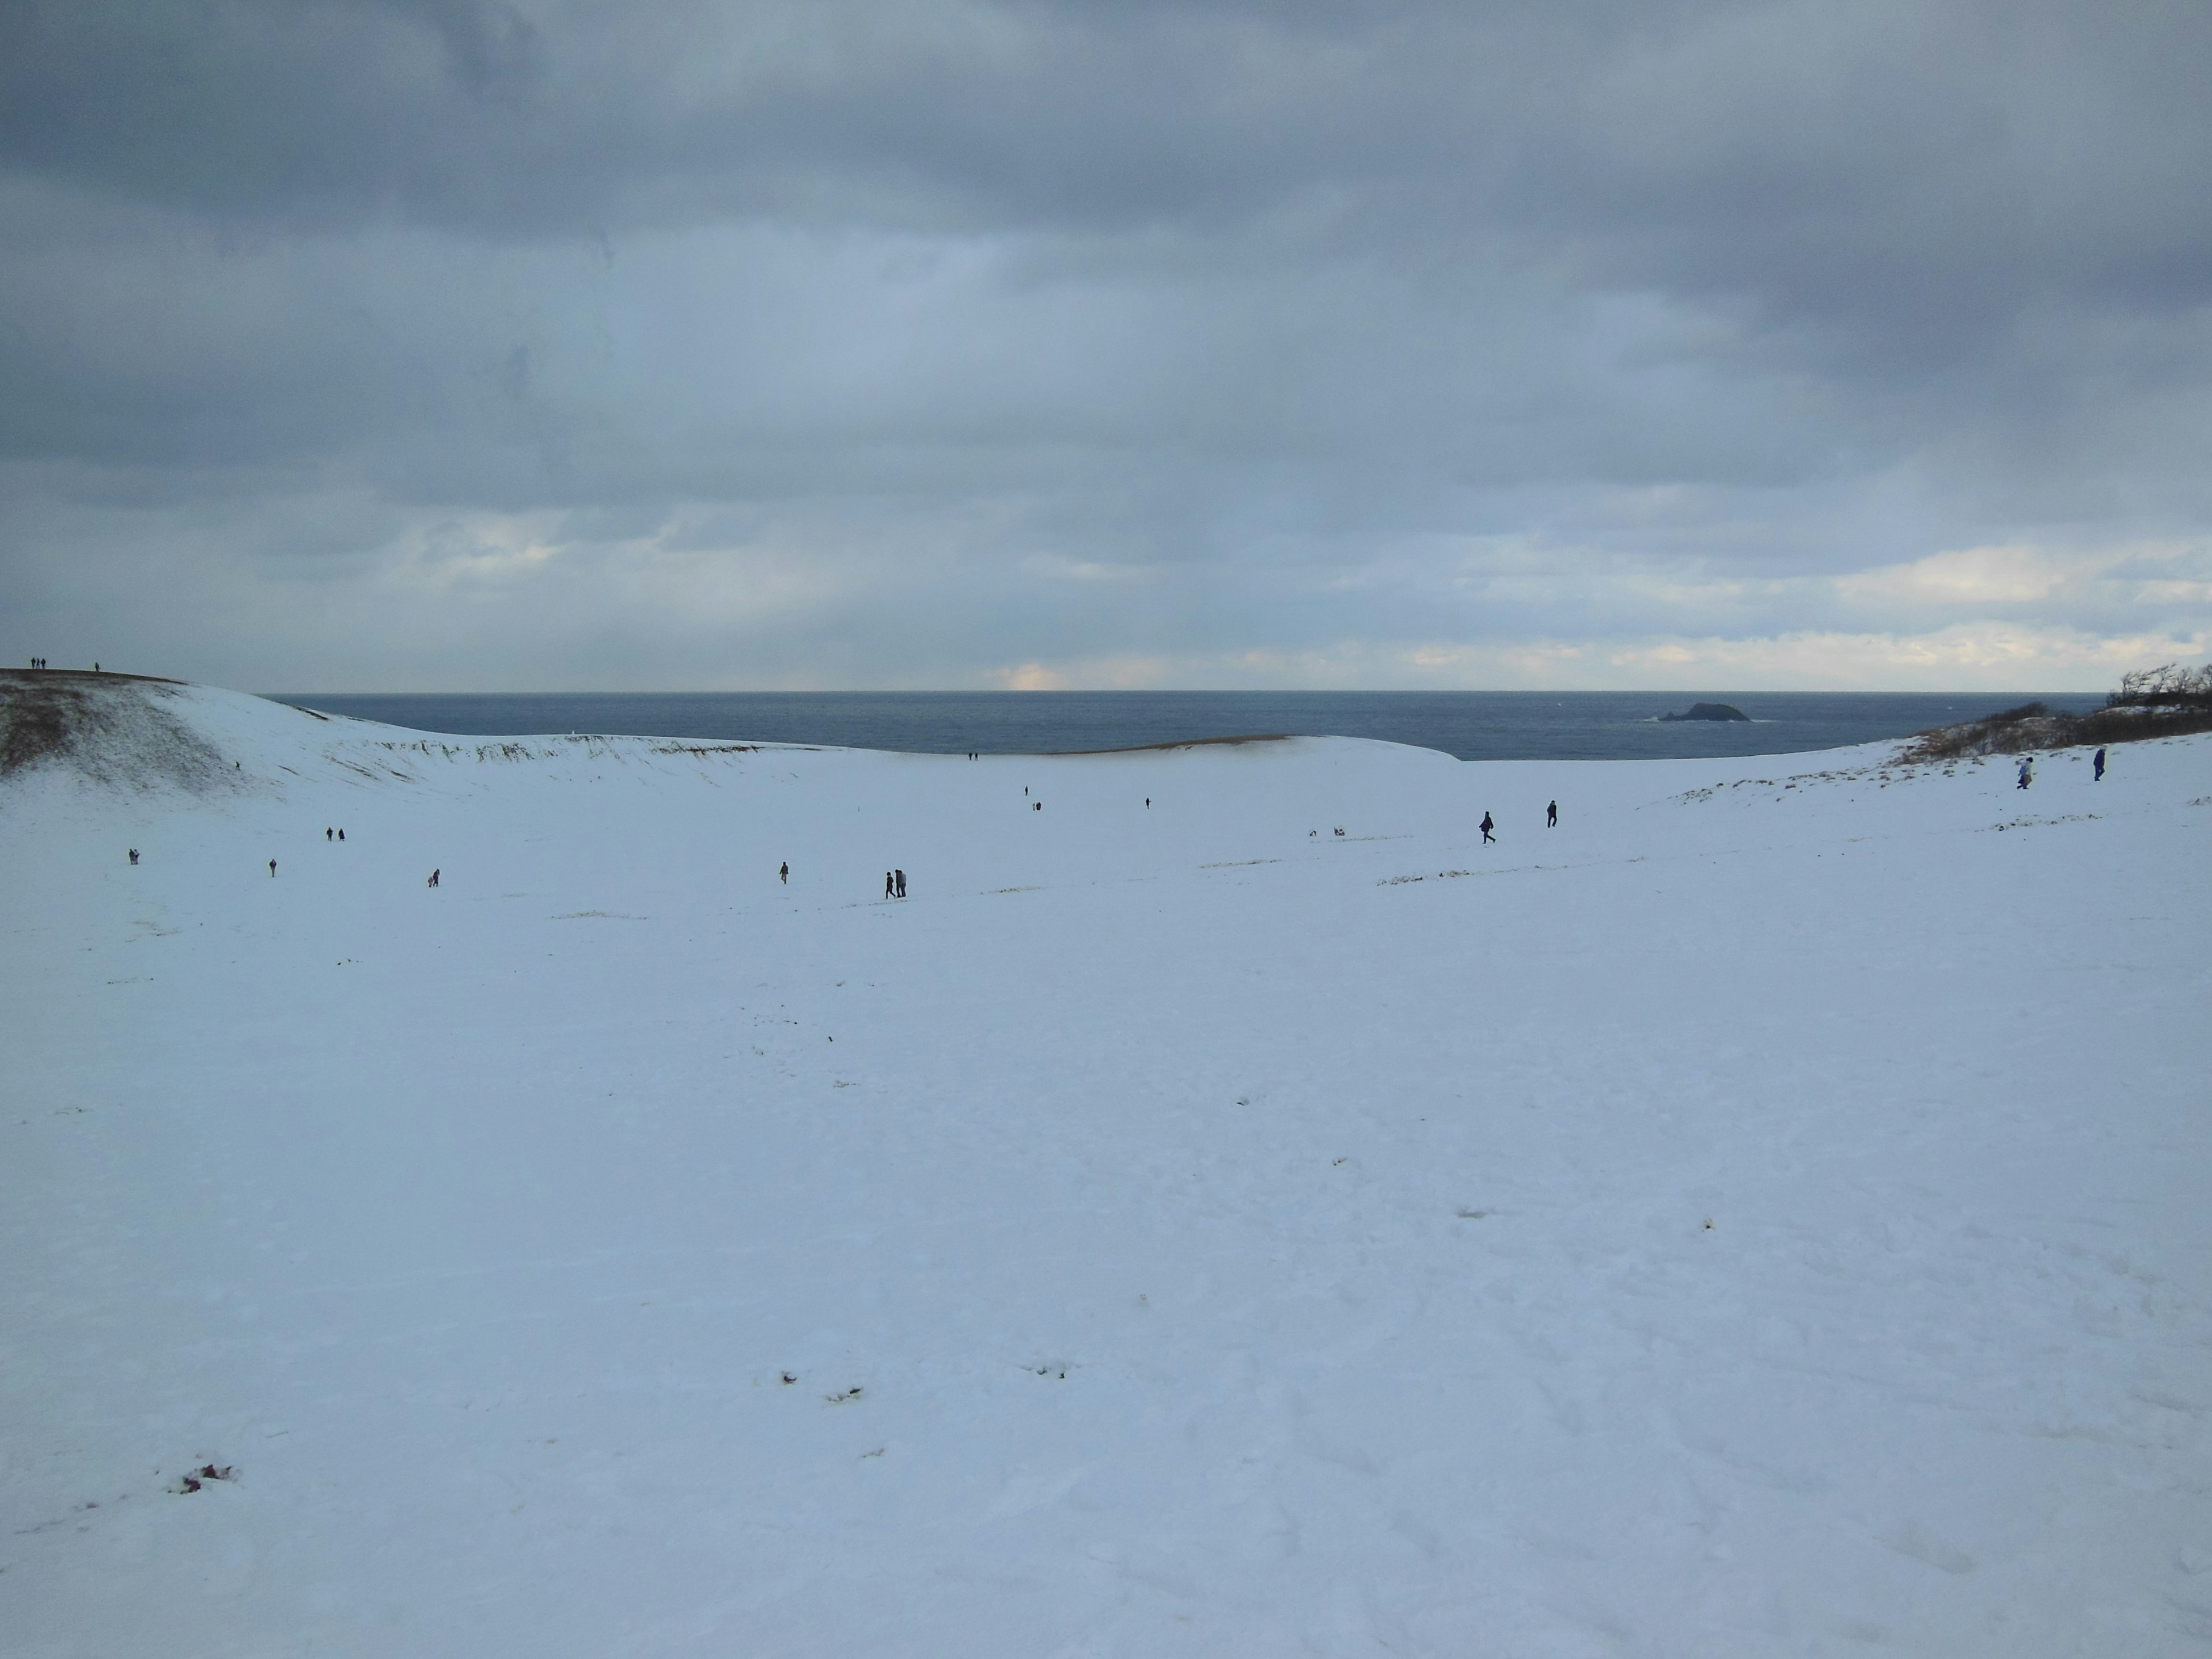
[1479, 812, 1495, 844]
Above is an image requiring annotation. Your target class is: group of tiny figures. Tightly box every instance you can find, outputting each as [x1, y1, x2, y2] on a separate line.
[143, 749, 2116, 896]
[236, 830, 440, 888]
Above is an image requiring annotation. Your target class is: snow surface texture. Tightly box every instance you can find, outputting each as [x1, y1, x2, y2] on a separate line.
[4, 680, 2209, 1657]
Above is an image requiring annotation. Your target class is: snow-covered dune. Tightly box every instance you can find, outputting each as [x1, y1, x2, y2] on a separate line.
[5, 676, 2209, 1657]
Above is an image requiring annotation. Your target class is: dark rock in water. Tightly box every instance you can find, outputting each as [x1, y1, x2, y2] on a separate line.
[1660, 702, 1751, 723]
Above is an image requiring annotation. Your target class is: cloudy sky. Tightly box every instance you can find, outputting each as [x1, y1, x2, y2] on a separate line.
[4, 0, 2209, 691]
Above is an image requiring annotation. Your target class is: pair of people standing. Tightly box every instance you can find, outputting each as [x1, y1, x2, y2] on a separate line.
[884, 869, 907, 900]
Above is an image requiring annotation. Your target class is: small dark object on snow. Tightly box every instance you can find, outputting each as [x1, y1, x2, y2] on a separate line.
[779, 861, 788, 883]
[325, 827, 332, 840]
[1660, 702, 1750, 722]
[268, 859, 276, 877]
[781, 1372, 797, 1385]
[173, 1463, 234, 1494]
[427, 868, 440, 887]
[337, 828, 344, 840]
[128, 848, 139, 865]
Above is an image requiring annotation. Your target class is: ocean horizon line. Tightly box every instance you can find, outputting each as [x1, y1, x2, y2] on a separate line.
[263, 688, 2111, 764]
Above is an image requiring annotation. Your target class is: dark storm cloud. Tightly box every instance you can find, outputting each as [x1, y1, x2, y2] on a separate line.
[2, 0, 2209, 688]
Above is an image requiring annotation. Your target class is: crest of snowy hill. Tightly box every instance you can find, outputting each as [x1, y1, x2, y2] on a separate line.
[0, 669, 255, 797]
[0, 669, 798, 799]
[5, 676, 2211, 1656]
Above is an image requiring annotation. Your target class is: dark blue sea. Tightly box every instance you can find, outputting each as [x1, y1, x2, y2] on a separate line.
[265, 691, 2107, 763]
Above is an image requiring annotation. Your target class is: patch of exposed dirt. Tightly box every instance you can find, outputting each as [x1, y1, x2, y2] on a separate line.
[0, 671, 245, 797]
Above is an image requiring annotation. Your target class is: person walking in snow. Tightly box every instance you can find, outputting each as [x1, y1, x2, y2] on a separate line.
[895, 869, 907, 899]
[2016, 756, 2033, 790]
[326, 827, 333, 840]
[2093, 747, 2106, 782]
[1547, 800, 1558, 828]
[779, 861, 789, 884]
[338, 828, 344, 840]
[1479, 812, 1495, 844]
[128, 849, 139, 865]
[269, 859, 277, 877]
[427, 868, 440, 887]
[885, 871, 895, 900]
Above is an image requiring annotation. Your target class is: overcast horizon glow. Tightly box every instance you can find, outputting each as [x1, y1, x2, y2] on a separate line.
[4, 1, 2209, 692]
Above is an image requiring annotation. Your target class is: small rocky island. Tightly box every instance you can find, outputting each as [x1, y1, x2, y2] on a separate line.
[1660, 702, 1751, 723]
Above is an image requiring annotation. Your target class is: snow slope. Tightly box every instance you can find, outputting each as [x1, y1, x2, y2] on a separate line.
[4, 679, 2209, 1657]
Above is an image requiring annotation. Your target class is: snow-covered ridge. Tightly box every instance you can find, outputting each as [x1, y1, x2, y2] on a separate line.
[5, 675, 2209, 1656]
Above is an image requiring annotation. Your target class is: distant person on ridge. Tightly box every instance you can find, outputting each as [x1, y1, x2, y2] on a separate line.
[895, 869, 907, 898]
[780, 862, 789, 884]
[1547, 800, 1558, 828]
[2093, 747, 2106, 781]
[1479, 812, 1495, 844]
[2016, 756, 2033, 790]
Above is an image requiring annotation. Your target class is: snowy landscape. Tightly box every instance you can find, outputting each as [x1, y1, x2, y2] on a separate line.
[5, 672, 2209, 1656]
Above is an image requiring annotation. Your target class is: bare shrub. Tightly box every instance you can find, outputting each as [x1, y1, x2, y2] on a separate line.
[2111, 661, 2212, 711]
[1899, 663, 2212, 763]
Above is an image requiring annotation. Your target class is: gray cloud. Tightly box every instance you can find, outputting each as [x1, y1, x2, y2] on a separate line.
[2, 0, 2208, 688]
